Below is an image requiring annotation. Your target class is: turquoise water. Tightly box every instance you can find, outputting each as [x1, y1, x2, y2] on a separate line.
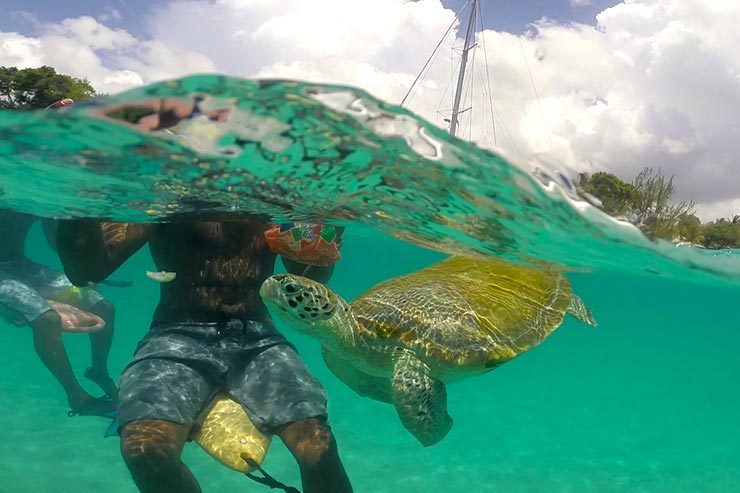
[0, 76, 739, 492]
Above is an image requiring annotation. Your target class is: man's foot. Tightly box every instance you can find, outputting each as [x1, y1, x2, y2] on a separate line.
[68, 394, 117, 418]
[84, 367, 119, 399]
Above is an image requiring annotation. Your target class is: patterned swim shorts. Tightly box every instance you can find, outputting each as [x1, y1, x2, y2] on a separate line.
[117, 319, 328, 433]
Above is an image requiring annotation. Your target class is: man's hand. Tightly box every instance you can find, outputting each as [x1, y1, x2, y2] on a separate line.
[47, 300, 105, 333]
[46, 98, 74, 109]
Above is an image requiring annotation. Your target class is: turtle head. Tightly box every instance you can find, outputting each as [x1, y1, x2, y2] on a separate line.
[260, 274, 350, 343]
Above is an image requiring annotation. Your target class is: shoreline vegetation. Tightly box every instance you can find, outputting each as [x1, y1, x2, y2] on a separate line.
[1, 66, 738, 249]
[578, 168, 739, 250]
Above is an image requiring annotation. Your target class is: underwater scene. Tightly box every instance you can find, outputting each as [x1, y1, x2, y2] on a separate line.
[0, 75, 738, 493]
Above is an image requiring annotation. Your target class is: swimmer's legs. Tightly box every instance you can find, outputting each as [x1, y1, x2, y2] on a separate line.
[120, 420, 201, 493]
[278, 417, 353, 493]
[30, 310, 93, 408]
[85, 299, 118, 398]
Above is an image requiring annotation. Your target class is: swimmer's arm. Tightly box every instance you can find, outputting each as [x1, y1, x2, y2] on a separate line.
[101, 98, 229, 132]
[102, 99, 195, 131]
[40, 219, 59, 252]
[282, 257, 335, 285]
[57, 219, 152, 285]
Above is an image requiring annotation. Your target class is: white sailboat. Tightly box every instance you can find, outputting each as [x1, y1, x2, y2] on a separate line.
[401, 0, 495, 142]
[401, 0, 547, 156]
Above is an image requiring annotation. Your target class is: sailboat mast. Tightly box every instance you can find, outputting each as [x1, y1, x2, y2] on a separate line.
[449, 0, 478, 137]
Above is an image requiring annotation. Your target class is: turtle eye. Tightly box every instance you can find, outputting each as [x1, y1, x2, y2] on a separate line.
[283, 282, 302, 294]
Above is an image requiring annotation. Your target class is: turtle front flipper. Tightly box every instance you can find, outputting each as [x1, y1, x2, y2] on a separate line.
[567, 294, 598, 327]
[322, 346, 393, 403]
[391, 349, 452, 447]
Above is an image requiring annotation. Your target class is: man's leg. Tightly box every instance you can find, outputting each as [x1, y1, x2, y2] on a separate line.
[30, 264, 118, 392]
[118, 344, 217, 493]
[85, 299, 118, 398]
[120, 420, 200, 493]
[227, 339, 353, 493]
[30, 309, 94, 409]
[2, 265, 113, 412]
[42, 269, 117, 398]
[277, 418, 353, 493]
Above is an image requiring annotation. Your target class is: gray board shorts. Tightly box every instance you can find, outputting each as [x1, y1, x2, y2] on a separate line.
[117, 319, 328, 434]
[0, 257, 105, 325]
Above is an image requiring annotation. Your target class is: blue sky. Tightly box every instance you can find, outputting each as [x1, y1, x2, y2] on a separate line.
[2, 0, 621, 36]
[3, 0, 146, 34]
[443, 0, 621, 32]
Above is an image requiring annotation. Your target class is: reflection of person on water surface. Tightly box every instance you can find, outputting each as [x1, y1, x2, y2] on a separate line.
[0, 209, 118, 415]
[57, 99, 353, 493]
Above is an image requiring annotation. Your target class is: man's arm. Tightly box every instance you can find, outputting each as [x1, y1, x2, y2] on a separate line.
[101, 97, 229, 131]
[57, 219, 152, 286]
[282, 258, 335, 284]
[40, 218, 59, 253]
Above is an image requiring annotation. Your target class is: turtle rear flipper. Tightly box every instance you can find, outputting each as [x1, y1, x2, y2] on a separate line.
[391, 349, 452, 447]
[322, 347, 393, 404]
[567, 294, 598, 327]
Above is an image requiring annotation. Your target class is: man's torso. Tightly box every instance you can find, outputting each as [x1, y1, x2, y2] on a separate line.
[147, 219, 278, 324]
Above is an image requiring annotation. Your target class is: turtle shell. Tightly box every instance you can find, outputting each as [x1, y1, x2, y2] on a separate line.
[351, 256, 573, 369]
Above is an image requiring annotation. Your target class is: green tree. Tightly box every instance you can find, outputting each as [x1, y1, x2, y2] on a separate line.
[630, 167, 695, 240]
[0, 66, 96, 110]
[581, 167, 738, 249]
[702, 218, 740, 249]
[677, 213, 704, 244]
[580, 171, 640, 216]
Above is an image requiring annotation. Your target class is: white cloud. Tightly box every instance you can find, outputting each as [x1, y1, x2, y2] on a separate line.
[114, 40, 216, 83]
[571, 0, 592, 7]
[9, 10, 42, 29]
[2, 0, 739, 219]
[149, 0, 455, 78]
[52, 16, 136, 50]
[696, 198, 740, 223]
[98, 8, 122, 23]
[0, 16, 215, 94]
[0, 32, 43, 67]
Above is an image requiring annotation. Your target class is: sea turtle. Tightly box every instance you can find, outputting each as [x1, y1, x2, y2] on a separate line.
[260, 256, 597, 446]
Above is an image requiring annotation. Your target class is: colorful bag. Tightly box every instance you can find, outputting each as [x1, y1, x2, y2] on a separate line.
[264, 223, 342, 266]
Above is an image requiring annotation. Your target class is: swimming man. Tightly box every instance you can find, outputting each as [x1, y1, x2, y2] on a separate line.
[0, 210, 118, 415]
